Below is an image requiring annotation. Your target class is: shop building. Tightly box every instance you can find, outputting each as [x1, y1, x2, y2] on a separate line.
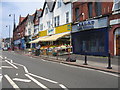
[30, 0, 72, 55]
[25, 14, 34, 49]
[72, 2, 113, 56]
[109, 0, 120, 56]
[32, 9, 42, 48]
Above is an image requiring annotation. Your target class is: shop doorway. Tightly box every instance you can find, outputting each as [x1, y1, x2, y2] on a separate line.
[114, 28, 120, 56]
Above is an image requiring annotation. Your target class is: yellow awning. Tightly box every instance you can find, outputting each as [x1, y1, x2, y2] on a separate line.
[43, 32, 70, 41]
[29, 32, 70, 43]
[29, 36, 49, 43]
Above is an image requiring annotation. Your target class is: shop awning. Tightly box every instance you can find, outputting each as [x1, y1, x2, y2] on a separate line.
[29, 32, 70, 43]
[29, 36, 49, 43]
[43, 32, 70, 41]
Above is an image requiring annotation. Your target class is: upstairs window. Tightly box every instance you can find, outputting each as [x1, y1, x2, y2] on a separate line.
[112, 0, 120, 11]
[40, 24, 43, 31]
[88, 2, 93, 18]
[45, 8, 48, 14]
[57, 1, 62, 8]
[54, 16, 60, 27]
[66, 12, 69, 23]
[54, 17, 57, 27]
[95, 2, 102, 16]
[47, 21, 51, 28]
[75, 7, 79, 21]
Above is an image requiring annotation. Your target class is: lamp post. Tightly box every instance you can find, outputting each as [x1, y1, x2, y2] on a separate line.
[9, 14, 16, 50]
[6, 25, 11, 48]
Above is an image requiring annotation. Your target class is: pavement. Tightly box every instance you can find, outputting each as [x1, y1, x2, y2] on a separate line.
[13, 50, 119, 74]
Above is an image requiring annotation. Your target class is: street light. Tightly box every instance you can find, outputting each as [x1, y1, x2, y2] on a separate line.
[9, 14, 16, 50]
[9, 14, 16, 30]
[6, 25, 11, 47]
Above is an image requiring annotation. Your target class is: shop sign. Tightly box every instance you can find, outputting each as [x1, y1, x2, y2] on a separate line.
[55, 23, 71, 34]
[47, 28, 55, 35]
[77, 20, 95, 30]
[14, 39, 21, 45]
[76, 17, 108, 32]
[110, 19, 120, 25]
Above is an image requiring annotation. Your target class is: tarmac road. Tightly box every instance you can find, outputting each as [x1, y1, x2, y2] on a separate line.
[1, 51, 119, 90]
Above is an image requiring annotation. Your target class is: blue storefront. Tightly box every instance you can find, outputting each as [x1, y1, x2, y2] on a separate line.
[72, 17, 109, 56]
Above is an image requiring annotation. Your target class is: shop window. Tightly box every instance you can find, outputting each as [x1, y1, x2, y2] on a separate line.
[75, 7, 79, 21]
[88, 2, 93, 18]
[66, 12, 69, 24]
[95, 2, 102, 16]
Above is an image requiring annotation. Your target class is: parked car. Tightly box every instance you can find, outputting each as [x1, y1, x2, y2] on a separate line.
[2, 47, 8, 51]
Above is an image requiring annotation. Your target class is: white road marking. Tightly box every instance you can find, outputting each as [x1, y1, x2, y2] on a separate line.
[4, 75, 20, 90]
[23, 66, 29, 73]
[0, 75, 3, 82]
[98, 71, 119, 77]
[25, 74, 49, 90]
[13, 62, 29, 73]
[60, 63, 119, 77]
[5, 60, 18, 69]
[13, 78, 31, 83]
[28, 73, 58, 84]
[0, 56, 3, 59]
[59, 84, 68, 90]
[1, 66, 13, 68]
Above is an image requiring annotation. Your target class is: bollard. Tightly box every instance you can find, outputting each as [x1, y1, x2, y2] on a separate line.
[83, 54, 88, 65]
[107, 53, 112, 69]
[56, 50, 58, 60]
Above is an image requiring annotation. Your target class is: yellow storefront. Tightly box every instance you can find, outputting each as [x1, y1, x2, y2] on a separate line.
[30, 23, 72, 56]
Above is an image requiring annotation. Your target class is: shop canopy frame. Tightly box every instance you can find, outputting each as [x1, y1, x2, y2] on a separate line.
[29, 32, 70, 43]
[43, 32, 70, 41]
[29, 36, 49, 43]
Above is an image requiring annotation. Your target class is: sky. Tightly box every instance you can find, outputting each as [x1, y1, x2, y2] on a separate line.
[0, 0, 45, 39]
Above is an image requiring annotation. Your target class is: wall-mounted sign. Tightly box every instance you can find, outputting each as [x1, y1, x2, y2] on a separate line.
[73, 17, 108, 32]
[47, 28, 55, 35]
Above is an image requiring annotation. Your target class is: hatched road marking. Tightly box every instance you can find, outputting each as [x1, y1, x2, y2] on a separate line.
[13, 78, 31, 83]
[4, 74, 20, 90]
[25, 74, 50, 90]
[5, 60, 18, 69]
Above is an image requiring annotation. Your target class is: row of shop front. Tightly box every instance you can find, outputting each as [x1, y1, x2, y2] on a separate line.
[14, 16, 120, 56]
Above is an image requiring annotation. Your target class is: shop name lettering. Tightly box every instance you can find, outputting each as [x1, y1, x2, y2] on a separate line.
[48, 29, 54, 33]
[77, 21, 95, 30]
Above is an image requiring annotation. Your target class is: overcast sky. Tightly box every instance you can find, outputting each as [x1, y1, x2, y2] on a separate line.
[0, 0, 45, 39]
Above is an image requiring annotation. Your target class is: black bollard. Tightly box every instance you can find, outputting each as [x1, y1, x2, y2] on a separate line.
[56, 50, 58, 60]
[107, 53, 112, 69]
[83, 55, 88, 65]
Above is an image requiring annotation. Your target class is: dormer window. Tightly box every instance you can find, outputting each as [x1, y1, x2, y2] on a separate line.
[57, 1, 61, 8]
[112, 0, 120, 11]
[45, 8, 48, 14]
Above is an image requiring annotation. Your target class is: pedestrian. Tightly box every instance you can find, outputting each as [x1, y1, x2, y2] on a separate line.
[35, 42, 41, 56]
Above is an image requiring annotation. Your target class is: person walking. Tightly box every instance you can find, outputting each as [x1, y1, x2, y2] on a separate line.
[35, 43, 41, 56]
